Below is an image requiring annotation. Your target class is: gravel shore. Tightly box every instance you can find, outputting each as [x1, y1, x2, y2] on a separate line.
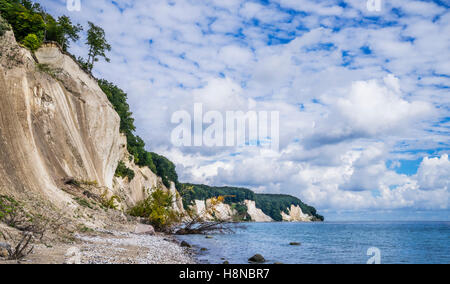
[74, 230, 196, 264]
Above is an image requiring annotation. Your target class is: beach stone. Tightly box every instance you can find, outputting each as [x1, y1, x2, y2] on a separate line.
[0, 248, 9, 258]
[249, 254, 266, 263]
[134, 224, 155, 236]
[0, 243, 11, 258]
[180, 241, 191, 248]
[290, 242, 301, 246]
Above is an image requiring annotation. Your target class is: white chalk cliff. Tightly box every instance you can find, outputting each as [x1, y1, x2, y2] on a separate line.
[244, 200, 273, 222]
[281, 205, 313, 222]
[190, 199, 236, 221]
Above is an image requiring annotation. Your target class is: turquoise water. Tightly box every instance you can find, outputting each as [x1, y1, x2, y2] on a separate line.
[177, 222, 450, 264]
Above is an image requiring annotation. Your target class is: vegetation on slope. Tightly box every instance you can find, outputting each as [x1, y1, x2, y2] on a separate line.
[128, 187, 180, 232]
[114, 161, 135, 181]
[179, 184, 324, 222]
[180, 184, 255, 209]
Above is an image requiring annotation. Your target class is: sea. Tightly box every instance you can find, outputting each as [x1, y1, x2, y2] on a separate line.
[177, 221, 450, 264]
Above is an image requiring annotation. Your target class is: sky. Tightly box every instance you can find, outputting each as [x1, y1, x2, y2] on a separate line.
[37, 0, 450, 221]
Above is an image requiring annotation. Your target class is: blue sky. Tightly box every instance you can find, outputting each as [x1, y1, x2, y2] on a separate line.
[37, 0, 449, 221]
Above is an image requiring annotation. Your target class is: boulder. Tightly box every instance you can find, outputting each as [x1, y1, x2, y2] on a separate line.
[0, 243, 11, 258]
[248, 254, 266, 263]
[180, 241, 191, 248]
[134, 224, 155, 235]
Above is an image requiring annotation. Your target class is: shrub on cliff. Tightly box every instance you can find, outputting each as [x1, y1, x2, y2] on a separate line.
[21, 33, 41, 51]
[115, 161, 135, 181]
[128, 188, 180, 232]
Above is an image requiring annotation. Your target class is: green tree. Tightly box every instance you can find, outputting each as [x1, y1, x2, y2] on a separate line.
[128, 188, 180, 232]
[86, 21, 111, 71]
[46, 15, 82, 51]
[0, 0, 46, 42]
[21, 33, 41, 51]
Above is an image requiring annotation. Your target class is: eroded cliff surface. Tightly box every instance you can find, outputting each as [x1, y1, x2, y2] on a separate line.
[0, 31, 182, 217]
[0, 32, 121, 208]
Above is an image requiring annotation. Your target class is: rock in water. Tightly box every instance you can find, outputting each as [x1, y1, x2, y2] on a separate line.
[134, 224, 155, 235]
[205, 235, 214, 239]
[223, 261, 230, 264]
[181, 241, 191, 248]
[249, 254, 266, 263]
[290, 242, 301, 246]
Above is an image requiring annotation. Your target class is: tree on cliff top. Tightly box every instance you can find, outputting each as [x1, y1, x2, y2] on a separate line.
[45, 15, 82, 51]
[0, 0, 82, 52]
[86, 21, 111, 71]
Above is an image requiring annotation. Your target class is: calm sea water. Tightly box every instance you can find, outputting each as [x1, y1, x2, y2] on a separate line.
[177, 222, 450, 264]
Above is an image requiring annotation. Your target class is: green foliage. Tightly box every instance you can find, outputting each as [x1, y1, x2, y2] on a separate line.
[76, 56, 93, 73]
[150, 152, 178, 188]
[73, 197, 94, 210]
[0, 195, 21, 223]
[36, 63, 60, 78]
[179, 184, 255, 209]
[0, 0, 45, 43]
[85, 21, 111, 71]
[98, 79, 136, 138]
[231, 202, 251, 222]
[128, 188, 180, 231]
[101, 194, 120, 210]
[115, 161, 135, 181]
[45, 15, 82, 51]
[0, 1, 82, 51]
[21, 32, 41, 51]
[0, 195, 36, 230]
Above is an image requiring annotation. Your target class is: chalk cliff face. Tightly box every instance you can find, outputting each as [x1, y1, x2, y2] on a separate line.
[190, 199, 236, 221]
[244, 200, 273, 222]
[0, 30, 182, 214]
[281, 205, 313, 222]
[0, 32, 118, 208]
